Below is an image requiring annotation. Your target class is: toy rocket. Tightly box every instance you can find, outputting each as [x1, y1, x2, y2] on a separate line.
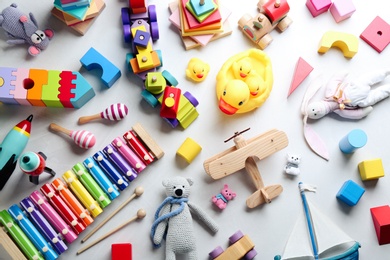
[0, 114, 33, 190]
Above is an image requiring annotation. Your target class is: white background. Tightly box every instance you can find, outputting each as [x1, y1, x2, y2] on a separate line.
[1, 0, 390, 259]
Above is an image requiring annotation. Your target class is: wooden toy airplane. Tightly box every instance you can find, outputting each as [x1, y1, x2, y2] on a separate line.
[204, 128, 288, 208]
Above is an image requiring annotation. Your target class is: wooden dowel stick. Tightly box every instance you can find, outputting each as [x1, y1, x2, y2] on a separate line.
[81, 186, 144, 243]
[77, 209, 146, 255]
[78, 114, 101, 124]
[49, 123, 71, 136]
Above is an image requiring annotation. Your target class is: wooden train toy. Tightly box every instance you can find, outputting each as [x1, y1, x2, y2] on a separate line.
[121, 0, 199, 129]
[0, 123, 163, 259]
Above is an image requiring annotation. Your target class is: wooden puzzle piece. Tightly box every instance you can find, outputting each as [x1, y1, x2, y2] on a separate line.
[0, 67, 17, 105]
[360, 16, 390, 53]
[10, 68, 32, 106]
[318, 31, 359, 58]
[80, 47, 121, 88]
[287, 57, 313, 97]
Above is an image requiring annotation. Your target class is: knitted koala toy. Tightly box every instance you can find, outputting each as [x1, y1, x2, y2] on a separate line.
[151, 176, 219, 260]
[0, 3, 54, 56]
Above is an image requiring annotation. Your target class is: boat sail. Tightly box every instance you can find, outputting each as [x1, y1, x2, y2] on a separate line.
[275, 183, 360, 260]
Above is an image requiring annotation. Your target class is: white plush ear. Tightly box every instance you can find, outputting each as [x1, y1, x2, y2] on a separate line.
[186, 178, 193, 186]
[162, 179, 170, 187]
[301, 74, 329, 161]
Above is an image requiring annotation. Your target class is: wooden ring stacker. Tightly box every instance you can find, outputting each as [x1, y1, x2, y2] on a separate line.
[81, 186, 144, 243]
[77, 209, 146, 255]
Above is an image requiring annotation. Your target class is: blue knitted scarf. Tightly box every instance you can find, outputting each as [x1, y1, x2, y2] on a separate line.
[150, 196, 188, 248]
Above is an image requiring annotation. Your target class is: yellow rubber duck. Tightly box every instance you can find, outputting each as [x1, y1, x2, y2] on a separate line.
[186, 58, 210, 82]
[216, 49, 273, 115]
[232, 58, 253, 80]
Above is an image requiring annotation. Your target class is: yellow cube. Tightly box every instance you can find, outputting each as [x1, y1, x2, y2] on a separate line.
[176, 137, 202, 163]
[358, 159, 385, 181]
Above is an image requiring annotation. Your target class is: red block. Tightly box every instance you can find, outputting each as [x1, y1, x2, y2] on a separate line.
[112, 243, 132, 260]
[370, 205, 390, 245]
[263, 0, 290, 23]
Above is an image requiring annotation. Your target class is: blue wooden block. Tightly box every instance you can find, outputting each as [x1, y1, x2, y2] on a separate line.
[339, 129, 367, 154]
[336, 180, 365, 206]
[80, 47, 121, 88]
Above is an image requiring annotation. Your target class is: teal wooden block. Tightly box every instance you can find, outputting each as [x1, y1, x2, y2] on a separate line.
[189, 0, 215, 17]
[336, 180, 365, 206]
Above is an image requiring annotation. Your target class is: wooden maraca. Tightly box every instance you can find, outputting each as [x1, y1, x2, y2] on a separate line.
[49, 123, 96, 149]
[78, 103, 129, 124]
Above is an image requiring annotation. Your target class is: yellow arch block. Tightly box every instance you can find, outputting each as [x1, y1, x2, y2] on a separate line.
[318, 31, 359, 58]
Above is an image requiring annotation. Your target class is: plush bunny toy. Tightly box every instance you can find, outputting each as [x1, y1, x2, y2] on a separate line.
[301, 69, 390, 160]
[0, 3, 54, 56]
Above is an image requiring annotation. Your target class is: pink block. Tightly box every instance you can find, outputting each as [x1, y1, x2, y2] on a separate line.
[360, 16, 390, 53]
[306, 0, 332, 17]
[10, 68, 31, 106]
[330, 0, 356, 23]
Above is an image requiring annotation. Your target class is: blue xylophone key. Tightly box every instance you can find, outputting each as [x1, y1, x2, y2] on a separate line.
[83, 157, 120, 200]
[20, 197, 68, 255]
[93, 151, 129, 191]
[8, 204, 59, 260]
[103, 143, 138, 182]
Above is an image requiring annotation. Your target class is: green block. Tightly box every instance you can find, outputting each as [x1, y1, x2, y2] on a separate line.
[189, 0, 215, 17]
[42, 70, 63, 107]
[145, 72, 166, 94]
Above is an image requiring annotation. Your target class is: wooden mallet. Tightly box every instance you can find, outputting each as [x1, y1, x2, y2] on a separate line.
[81, 186, 144, 243]
[77, 209, 146, 255]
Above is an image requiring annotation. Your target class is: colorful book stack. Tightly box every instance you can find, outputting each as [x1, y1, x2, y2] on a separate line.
[168, 0, 232, 50]
[51, 0, 106, 35]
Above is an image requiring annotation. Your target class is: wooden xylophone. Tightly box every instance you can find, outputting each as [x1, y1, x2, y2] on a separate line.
[0, 123, 163, 260]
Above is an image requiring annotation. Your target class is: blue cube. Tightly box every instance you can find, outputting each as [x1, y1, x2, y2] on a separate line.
[336, 180, 365, 206]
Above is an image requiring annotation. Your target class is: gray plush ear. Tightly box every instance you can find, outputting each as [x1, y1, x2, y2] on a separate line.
[186, 178, 193, 186]
[162, 179, 170, 187]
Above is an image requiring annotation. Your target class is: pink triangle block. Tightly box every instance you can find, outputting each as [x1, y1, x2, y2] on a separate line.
[287, 57, 313, 97]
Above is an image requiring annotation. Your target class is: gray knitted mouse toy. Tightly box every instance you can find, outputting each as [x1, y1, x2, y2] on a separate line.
[151, 176, 219, 260]
[0, 3, 54, 56]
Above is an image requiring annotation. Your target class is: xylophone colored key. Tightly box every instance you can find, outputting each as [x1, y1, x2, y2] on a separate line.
[83, 157, 120, 200]
[72, 163, 112, 208]
[29, 191, 78, 244]
[103, 144, 137, 182]
[8, 204, 59, 260]
[93, 151, 129, 191]
[0, 209, 44, 260]
[123, 129, 154, 165]
[62, 170, 103, 218]
[40, 184, 86, 234]
[20, 197, 68, 255]
[111, 137, 146, 174]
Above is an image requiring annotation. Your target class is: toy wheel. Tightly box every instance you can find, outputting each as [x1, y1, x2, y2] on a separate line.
[156, 50, 163, 68]
[244, 249, 257, 260]
[238, 14, 252, 28]
[141, 89, 159, 107]
[121, 7, 130, 25]
[229, 230, 244, 244]
[148, 5, 157, 23]
[150, 21, 159, 41]
[164, 117, 179, 128]
[183, 92, 199, 107]
[258, 34, 273, 50]
[126, 53, 135, 72]
[277, 16, 293, 32]
[209, 246, 224, 259]
[162, 70, 178, 87]
[123, 24, 132, 43]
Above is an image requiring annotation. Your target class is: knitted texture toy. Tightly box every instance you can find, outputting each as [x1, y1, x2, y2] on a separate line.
[0, 3, 54, 56]
[301, 69, 390, 160]
[151, 176, 219, 260]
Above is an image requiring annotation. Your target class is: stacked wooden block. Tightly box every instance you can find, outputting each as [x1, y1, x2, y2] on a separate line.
[51, 0, 106, 35]
[168, 0, 232, 50]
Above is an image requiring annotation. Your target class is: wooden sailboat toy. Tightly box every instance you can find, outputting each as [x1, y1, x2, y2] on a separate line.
[203, 128, 289, 209]
[274, 182, 360, 260]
